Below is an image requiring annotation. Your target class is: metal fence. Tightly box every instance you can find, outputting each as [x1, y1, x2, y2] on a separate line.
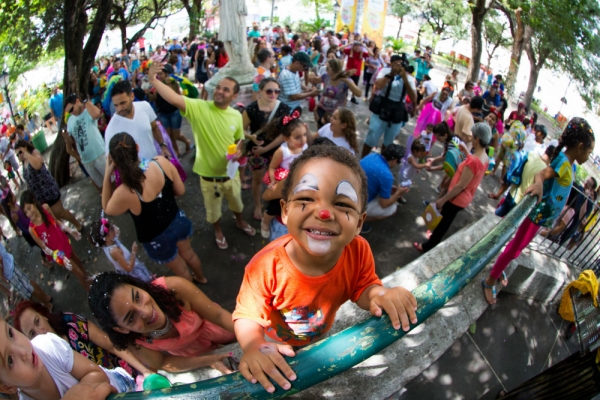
[530, 185, 600, 272]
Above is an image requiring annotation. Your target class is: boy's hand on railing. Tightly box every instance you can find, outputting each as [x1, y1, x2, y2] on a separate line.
[524, 181, 544, 203]
[368, 286, 418, 332]
[239, 342, 296, 393]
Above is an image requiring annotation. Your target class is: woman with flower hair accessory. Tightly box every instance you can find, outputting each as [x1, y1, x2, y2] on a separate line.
[88, 215, 154, 282]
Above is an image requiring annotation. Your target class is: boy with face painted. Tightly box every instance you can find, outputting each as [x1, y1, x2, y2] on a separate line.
[233, 145, 418, 393]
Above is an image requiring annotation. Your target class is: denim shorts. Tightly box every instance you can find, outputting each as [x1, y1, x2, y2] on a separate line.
[102, 366, 135, 393]
[157, 110, 182, 130]
[142, 210, 193, 264]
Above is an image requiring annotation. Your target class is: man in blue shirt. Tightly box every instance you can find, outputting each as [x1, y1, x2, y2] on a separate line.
[49, 87, 64, 125]
[359, 144, 409, 233]
[169, 38, 182, 51]
[482, 84, 501, 108]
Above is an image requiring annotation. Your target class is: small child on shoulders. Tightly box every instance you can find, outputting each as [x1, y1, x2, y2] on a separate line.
[234, 144, 418, 393]
[0, 320, 134, 400]
[88, 217, 153, 282]
[398, 141, 431, 203]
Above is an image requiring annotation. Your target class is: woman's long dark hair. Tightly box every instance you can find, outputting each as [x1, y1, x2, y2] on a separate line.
[109, 133, 145, 194]
[13, 300, 68, 338]
[432, 121, 454, 153]
[88, 272, 183, 350]
[20, 190, 49, 227]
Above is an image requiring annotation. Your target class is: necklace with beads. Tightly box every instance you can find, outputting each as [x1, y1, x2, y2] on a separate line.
[145, 315, 172, 343]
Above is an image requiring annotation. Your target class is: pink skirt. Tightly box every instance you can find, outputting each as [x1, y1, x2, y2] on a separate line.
[413, 102, 442, 138]
[262, 167, 289, 185]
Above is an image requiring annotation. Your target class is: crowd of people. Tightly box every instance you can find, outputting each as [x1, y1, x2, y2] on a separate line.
[0, 20, 595, 400]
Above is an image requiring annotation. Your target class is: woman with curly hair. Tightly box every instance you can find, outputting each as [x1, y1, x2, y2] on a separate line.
[310, 107, 358, 154]
[88, 272, 236, 374]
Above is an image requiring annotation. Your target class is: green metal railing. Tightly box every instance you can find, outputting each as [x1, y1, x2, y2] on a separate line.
[112, 196, 537, 400]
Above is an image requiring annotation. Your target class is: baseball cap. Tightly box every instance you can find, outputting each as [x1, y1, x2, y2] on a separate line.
[381, 144, 405, 163]
[162, 64, 175, 74]
[292, 51, 312, 67]
[471, 122, 492, 147]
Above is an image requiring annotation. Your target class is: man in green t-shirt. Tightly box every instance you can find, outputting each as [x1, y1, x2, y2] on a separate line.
[148, 63, 256, 250]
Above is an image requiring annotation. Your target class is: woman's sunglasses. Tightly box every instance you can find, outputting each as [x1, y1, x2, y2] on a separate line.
[265, 89, 281, 95]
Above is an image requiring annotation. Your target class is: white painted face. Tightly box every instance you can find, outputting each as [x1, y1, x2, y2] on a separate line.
[293, 173, 319, 194]
[335, 180, 358, 204]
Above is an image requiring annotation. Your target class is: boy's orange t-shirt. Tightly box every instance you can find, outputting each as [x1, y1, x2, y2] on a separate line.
[233, 234, 382, 346]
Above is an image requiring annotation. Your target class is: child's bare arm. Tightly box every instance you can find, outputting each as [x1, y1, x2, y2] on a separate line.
[70, 349, 111, 386]
[235, 318, 296, 393]
[408, 156, 431, 170]
[108, 246, 134, 273]
[356, 284, 418, 331]
[268, 148, 284, 189]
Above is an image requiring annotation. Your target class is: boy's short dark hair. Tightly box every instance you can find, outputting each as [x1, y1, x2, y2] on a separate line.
[282, 145, 368, 213]
[110, 79, 132, 98]
[470, 96, 484, 110]
[281, 45, 293, 55]
[257, 48, 272, 63]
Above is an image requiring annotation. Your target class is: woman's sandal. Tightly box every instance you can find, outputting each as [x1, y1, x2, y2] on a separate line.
[499, 271, 508, 287]
[413, 242, 424, 253]
[488, 193, 500, 200]
[215, 236, 228, 250]
[481, 279, 497, 305]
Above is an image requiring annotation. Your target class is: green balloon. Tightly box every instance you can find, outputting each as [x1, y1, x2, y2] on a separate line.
[142, 373, 172, 391]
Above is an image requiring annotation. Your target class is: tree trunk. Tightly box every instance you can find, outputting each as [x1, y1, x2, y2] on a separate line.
[182, 0, 202, 40]
[505, 9, 526, 101]
[467, 0, 489, 82]
[396, 16, 403, 39]
[523, 26, 547, 110]
[119, 22, 127, 52]
[314, 0, 319, 20]
[49, 0, 112, 187]
[523, 59, 542, 109]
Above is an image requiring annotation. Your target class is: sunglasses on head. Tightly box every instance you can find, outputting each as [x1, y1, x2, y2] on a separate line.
[265, 89, 281, 95]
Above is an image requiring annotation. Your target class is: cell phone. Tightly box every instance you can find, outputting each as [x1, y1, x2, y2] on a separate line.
[161, 51, 171, 63]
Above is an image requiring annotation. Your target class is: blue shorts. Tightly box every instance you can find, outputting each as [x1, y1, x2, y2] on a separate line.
[142, 210, 193, 263]
[157, 110, 182, 130]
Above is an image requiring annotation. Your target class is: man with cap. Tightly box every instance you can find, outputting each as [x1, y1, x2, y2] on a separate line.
[362, 54, 417, 158]
[340, 41, 373, 103]
[65, 93, 106, 190]
[523, 123, 548, 155]
[145, 64, 192, 157]
[506, 102, 527, 126]
[359, 144, 410, 233]
[277, 51, 319, 110]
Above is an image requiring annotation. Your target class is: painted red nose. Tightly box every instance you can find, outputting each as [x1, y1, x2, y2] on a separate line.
[318, 210, 331, 219]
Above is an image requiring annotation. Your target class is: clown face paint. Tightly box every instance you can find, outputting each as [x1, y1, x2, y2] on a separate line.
[306, 236, 331, 254]
[293, 173, 319, 195]
[335, 180, 358, 203]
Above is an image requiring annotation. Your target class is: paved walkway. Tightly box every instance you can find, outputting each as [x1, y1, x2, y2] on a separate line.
[0, 70, 586, 399]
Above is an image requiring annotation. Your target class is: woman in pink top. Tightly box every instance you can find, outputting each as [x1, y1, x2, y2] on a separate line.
[88, 273, 237, 374]
[415, 122, 491, 253]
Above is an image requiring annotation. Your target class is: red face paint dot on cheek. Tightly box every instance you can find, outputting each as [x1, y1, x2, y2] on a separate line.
[319, 210, 331, 219]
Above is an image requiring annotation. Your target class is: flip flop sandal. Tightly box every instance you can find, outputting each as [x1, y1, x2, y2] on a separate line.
[183, 144, 196, 155]
[499, 271, 508, 287]
[413, 242, 424, 253]
[215, 236, 228, 250]
[481, 279, 497, 305]
[237, 224, 256, 237]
